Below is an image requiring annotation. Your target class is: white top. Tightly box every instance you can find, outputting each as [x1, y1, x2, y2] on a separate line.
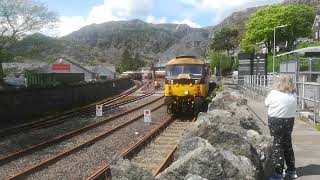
[265, 90, 297, 118]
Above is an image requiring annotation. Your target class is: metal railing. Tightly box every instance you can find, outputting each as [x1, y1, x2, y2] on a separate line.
[241, 75, 320, 125]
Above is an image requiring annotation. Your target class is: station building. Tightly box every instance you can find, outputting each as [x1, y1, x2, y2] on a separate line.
[10, 58, 117, 88]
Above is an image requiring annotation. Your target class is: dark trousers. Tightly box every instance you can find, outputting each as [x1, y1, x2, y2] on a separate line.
[268, 117, 296, 174]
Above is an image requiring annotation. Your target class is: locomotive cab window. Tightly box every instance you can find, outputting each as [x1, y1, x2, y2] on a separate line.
[166, 64, 203, 78]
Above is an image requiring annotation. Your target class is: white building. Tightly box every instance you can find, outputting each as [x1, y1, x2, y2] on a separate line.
[312, 11, 320, 42]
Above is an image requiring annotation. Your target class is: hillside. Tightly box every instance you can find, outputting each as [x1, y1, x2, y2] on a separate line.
[10, 0, 320, 66]
[284, 0, 320, 6]
[11, 20, 209, 65]
[210, 6, 263, 34]
[208, 0, 319, 44]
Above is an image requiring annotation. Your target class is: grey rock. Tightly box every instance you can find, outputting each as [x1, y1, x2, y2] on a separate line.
[208, 90, 261, 133]
[184, 174, 208, 180]
[175, 137, 213, 160]
[156, 143, 256, 180]
[181, 111, 263, 179]
[110, 156, 154, 180]
[246, 130, 273, 176]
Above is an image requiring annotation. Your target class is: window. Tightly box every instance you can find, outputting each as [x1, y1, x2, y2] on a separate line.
[166, 64, 203, 78]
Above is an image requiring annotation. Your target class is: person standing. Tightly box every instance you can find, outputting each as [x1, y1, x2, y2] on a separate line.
[265, 75, 298, 180]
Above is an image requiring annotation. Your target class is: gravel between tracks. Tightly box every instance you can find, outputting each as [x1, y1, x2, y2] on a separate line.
[131, 120, 191, 174]
[0, 96, 164, 179]
[26, 106, 169, 179]
[0, 94, 161, 157]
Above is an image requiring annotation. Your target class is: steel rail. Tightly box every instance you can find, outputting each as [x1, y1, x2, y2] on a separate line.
[0, 84, 161, 138]
[86, 115, 175, 180]
[0, 96, 164, 166]
[153, 116, 197, 176]
[6, 103, 165, 180]
[0, 85, 141, 136]
[31, 90, 158, 130]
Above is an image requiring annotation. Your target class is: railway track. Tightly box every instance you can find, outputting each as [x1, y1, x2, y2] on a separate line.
[1, 97, 165, 179]
[87, 115, 196, 179]
[0, 83, 162, 139]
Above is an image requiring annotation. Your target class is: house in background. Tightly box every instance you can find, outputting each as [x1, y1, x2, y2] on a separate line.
[312, 10, 320, 42]
[90, 65, 116, 80]
[85, 65, 116, 80]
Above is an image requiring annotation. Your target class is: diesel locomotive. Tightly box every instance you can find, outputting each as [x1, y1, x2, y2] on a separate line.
[164, 56, 210, 114]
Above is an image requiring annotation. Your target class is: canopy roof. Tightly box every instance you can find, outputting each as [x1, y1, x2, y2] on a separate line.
[276, 46, 320, 57]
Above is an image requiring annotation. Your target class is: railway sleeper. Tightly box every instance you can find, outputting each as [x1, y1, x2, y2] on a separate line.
[135, 156, 165, 164]
[153, 135, 181, 141]
[148, 144, 173, 150]
[163, 129, 186, 134]
[152, 141, 177, 146]
[164, 125, 188, 130]
[134, 162, 159, 171]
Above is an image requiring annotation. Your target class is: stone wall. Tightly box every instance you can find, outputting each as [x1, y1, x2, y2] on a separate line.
[0, 78, 134, 122]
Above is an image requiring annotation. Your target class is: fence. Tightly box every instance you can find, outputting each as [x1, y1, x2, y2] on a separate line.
[241, 75, 320, 125]
[0, 78, 134, 122]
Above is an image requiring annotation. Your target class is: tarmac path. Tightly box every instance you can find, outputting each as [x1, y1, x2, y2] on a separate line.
[247, 98, 320, 180]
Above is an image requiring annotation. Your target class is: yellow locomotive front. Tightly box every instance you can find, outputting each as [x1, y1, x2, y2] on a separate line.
[164, 56, 209, 114]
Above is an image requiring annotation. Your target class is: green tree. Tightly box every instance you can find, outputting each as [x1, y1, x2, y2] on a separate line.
[0, 0, 58, 86]
[133, 53, 145, 70]
[210, 27, 239, 55]
[208, 51, 233, 75]
[119, 49, 132, 72]
[241, 4, 315, 53]
[118, 49, 146, 73]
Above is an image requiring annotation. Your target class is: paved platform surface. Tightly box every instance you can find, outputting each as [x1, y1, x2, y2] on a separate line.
[247, 98, 320, 180]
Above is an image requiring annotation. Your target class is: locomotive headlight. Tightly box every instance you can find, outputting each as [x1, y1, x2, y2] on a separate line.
[170, 80, 174, 84]
[184, 90, 189, 95]
[195, 80, 199, 84]
[190, 83, 193, 87]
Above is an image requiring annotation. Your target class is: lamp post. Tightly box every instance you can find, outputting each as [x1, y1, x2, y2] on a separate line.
[219, 52, 221, 76]
[273, 24, 288, 75]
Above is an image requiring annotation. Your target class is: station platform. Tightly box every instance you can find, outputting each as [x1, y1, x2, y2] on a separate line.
[247, 98, 320, 180]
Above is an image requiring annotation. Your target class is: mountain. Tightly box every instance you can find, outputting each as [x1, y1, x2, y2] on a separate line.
[11, 20, 209, 65]
[210, 6, 263, 38]
[208, 0, 320, 41]
[283, 0, 320, 6]
[11, 0, 320, 66]
[10, 33, 63, 62]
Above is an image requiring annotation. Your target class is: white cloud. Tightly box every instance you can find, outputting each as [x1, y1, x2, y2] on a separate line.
[44, 0, 154, 37]
[173, 19, 201, 28]
[146, 16, 167, 24]
[105, 0, 153, 17]
[180, 0, 197, 5]
[182, 0, 281, 10]
[41, 0, 284, 36]
[180, 0, 283, 24]
[87, 4, 124, 24]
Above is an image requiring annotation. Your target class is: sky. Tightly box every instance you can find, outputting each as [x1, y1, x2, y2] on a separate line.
[39, 0, 284, 37]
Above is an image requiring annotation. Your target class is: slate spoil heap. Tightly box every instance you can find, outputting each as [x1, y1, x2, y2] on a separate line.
[110, 81, 272, 180]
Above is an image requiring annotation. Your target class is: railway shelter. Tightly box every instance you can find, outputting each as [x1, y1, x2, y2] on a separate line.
[276, 46, 320, 83]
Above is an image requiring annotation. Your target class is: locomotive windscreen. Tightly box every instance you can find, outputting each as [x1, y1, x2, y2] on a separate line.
[166, 64, 203, 78]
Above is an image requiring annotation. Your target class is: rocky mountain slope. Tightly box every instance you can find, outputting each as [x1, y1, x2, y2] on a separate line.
[11, 20, 209, 65]
[10, 0, 319, 66]
[284, 0, 320, 6]
[210, 6, 263, 34]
